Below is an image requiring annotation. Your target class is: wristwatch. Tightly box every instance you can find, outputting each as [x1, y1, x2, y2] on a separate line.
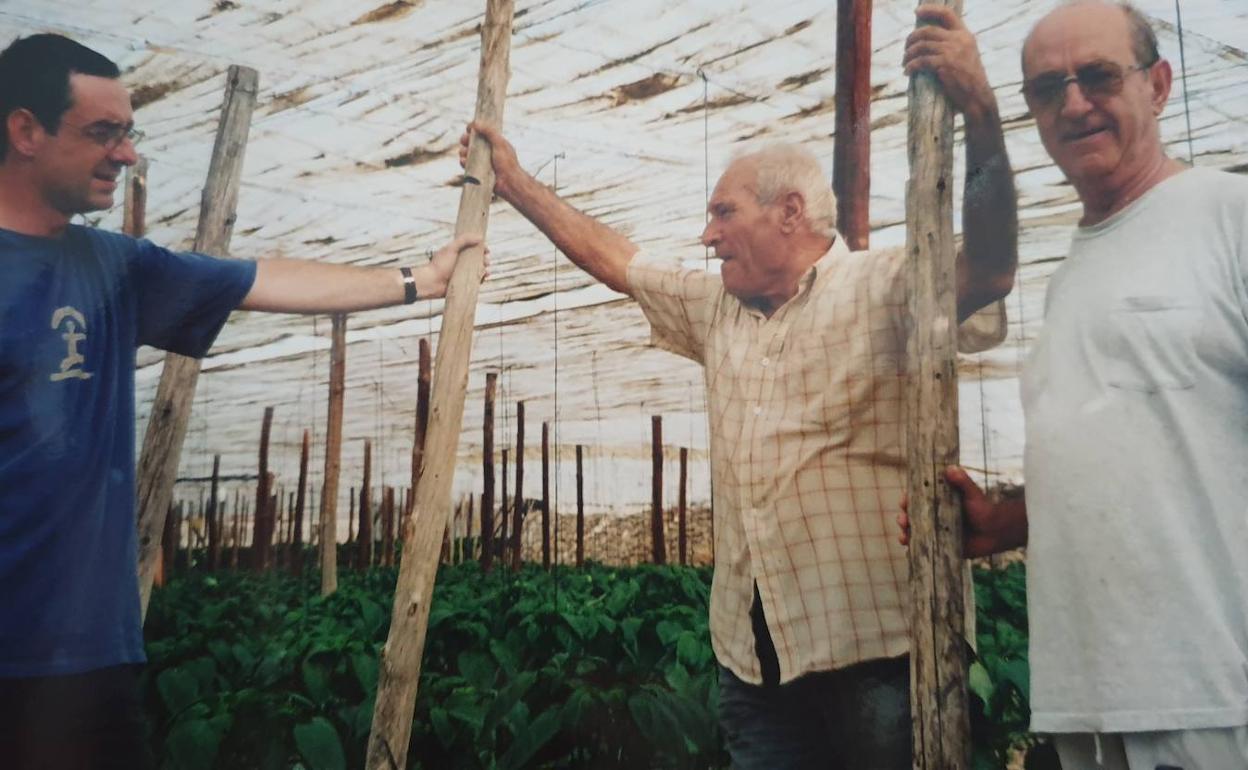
[399, 266, 418, 304]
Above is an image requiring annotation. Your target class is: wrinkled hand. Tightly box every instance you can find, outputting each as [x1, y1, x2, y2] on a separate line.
[458, 121, 523, 199]
[903, 5, 997, 124]
[897, 466, 1000, 558]
[426, 233, 489, 296]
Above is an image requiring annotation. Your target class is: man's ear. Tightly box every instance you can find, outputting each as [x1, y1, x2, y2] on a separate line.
[1149, 59, 1173, 116]
[6, 109, 47, 160]
[780, 190, 807, 234]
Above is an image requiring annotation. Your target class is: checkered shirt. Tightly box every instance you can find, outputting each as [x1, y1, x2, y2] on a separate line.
[628, 235, 913, 684]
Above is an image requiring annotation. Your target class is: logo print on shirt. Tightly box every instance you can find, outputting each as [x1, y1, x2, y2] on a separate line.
[49, 306, 93, 382]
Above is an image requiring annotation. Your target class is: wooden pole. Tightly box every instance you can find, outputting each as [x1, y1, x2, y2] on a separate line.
[207, 455, 222, 571]
[906, 1, 969, 766]
[540, 421, 551, 570]
[136, 66, 259, 618]
[833, 0, 873, 251]
[159, 502, 175, 586]
[467, 494, 475, 562]
[678, 447, 688, 566]
[575, 444, 585, 568]
[366, 2, 513, 763]
[347, 486, 356, 568]
[229, 489, 241, 570]
[319, 313, 347, 595]
[650, 415, 666, 565]
[293, 429, 310, 576]
[481, 372, 497, 572]
[500, 448, 510, 561]
[122, 156, 148, 238]
[382, 486, 395, 567]
[253, 407, 274, 571]
[409, 337, 432, 516]
[511, 401, 525, 570]
[359, 440, 373, 569]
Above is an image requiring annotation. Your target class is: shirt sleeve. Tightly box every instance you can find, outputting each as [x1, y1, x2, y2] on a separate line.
[130, 240, 257, 357]
[627, 254, 722, 365]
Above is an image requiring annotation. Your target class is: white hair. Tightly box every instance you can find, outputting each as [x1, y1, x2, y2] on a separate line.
[732, 143, 837, 239]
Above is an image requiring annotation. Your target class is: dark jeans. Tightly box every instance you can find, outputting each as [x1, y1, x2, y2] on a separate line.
[718, 656, 912, 770]
[0, 664, 154, 770]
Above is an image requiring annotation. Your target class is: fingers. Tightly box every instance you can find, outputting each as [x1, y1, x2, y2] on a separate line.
[896, 512, 911, 546]
[914, 3, 964, 30]
[943, 465, 983, 497]
[448, 233, 483, 253]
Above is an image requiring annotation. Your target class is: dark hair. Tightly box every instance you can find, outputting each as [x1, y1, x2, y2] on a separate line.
[1119, 2, 1161, 66]
[0, 33, 120, 160]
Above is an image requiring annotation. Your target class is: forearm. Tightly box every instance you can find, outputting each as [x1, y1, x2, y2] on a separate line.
[239, 259, 443, 314]
[499, 169, 638, 294]
[983, 494, 1028, 555]
[956, 102, 1018, 321]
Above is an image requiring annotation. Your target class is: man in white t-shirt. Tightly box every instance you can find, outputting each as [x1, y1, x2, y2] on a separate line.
[902, 2, 1248, 767]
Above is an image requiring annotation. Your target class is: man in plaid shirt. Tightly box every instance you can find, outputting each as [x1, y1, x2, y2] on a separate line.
[462, 6, 1016, 766]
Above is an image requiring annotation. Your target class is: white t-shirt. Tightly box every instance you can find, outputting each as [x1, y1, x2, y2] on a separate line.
[1022, 167, 1248, 733]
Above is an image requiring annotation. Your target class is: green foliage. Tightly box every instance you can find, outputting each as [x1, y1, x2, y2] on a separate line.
[144, 562, 725, 769]
[145, 560, 1041, 769]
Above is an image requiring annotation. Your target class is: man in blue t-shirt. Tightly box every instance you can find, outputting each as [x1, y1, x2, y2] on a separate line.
[0, 34, 483, 770]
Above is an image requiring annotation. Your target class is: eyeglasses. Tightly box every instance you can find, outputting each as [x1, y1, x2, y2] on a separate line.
[62, 120, 145, 150]
[1021, 59, 1156, 111]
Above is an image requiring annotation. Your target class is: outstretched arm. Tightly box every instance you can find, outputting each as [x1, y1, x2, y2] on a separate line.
[904, 4, 1018, 322]
[238, 233, 483, 313]
[898, 466, 1028, 558]
[460, 122, 638, 295]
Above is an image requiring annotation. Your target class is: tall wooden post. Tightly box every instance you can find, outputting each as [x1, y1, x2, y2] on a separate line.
[834, 0, 873, 251]
[481, 373, 497, 572]
[382, 486, 396, 567]
[366, 2, 513, 763]
[319, 313, 347, 595]
[229, 489, 241, 570]
[253, 407, 274, 571]
[511, 401, 525, 570]
[650, 416, 666, 565]
[358, 440, 373, 569]
[906, 1, 970, 766]
[293, 429, 310, 576]
[136, 66, 258, 618]
[678, 447, 688, 566]
[575, 445, 585, 568]
[500, 448, 510, 561]
[409, 337, 432, 515]
[540, 422, 551, 570]
[466, 494, 476, 561]
[122, 156, 148, 238]
[207, 455, 222, 571]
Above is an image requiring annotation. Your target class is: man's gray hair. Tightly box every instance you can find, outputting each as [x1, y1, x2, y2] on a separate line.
[734, 143, 838, 239]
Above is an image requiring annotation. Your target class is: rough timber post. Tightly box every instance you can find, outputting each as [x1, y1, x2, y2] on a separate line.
[678, 447, 688, 566]
[136, 66, 258, 618]
[366, 3, 513, 764]
[500, 448, 510, 559]
[319, 313, 347, 595]
[253, 407, 274, 571]
[292, 429, 310, 576]
[359, 440, 373, 569]
[481, 372, 497, 572]
[207, 454, 222, 571]
[575, 445, 585, 568]
[650, 415, 666, 565]
[409, 337, 432, 516]
[834, 0, 873, 251]
[123, 157, 147, 238]
[540, 421, 551, 570]
[905, 0, 970, 767]
[511, 400, 525, 570]
[382, 486, 396, 567]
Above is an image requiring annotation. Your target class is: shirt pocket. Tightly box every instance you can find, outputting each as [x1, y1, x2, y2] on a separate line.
[1104, 296, 1202, 392]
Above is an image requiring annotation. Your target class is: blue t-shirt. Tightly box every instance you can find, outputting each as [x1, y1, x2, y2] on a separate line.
[0, 224, 256, 677]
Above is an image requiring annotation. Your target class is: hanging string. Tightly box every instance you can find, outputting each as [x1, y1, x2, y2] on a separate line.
[1173, 0, 1196, 165]
[699, 68, 710, 271]
[552, 152, 565, 580]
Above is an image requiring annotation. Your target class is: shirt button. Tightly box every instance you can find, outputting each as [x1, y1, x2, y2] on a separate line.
[761, 357, 770, 367]
[753, 405, 762, 416]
